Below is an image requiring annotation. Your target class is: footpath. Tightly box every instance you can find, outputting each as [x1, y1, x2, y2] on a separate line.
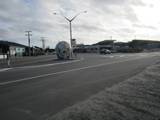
[0, 54, 79, 70]
[0, 55, 56, 69]
[48, 62, 160, 120]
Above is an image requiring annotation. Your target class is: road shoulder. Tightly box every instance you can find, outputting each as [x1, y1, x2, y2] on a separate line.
[48, 62, 160, 120]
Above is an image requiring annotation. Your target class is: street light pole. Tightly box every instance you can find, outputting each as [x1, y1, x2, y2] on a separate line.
[53, 11, 87, 49]
[69, 21, 72, 47]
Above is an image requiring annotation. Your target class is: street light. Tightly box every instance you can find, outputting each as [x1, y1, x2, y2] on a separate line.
[53, 11, 87, 49]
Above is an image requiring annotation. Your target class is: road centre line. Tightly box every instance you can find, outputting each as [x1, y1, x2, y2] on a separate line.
[0, 56, 152, 86]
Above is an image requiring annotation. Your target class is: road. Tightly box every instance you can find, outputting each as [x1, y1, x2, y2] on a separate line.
[0, 53, 160, 120]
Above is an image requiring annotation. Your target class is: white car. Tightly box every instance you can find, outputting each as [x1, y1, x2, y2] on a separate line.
[100, 49, 111, 54]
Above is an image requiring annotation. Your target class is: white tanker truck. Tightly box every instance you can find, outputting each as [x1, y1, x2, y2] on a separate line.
[55, 41, 71, 60]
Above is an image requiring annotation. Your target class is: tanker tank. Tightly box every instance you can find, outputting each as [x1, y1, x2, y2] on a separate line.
[55, 41, 71, 59]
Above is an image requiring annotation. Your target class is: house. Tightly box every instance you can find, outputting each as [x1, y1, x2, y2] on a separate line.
[93, 40, 116, 52]
[129, 39, 160, 49]
[0, 40, 26, 57]
[32, 46, 44, 56]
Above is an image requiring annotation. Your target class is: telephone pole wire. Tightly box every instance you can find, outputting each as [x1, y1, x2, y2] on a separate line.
[25, 31, 32, 56]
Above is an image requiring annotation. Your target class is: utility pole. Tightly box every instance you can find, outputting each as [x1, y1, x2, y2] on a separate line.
[134, 35, 137, 40]
[69, 21, 72, 47]
[110, 36, 112, 40]
[40, 37, 46, 50]
[25, 31, 32, 56]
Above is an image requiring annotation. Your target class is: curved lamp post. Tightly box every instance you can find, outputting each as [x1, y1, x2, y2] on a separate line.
[53, 11, 87, 49]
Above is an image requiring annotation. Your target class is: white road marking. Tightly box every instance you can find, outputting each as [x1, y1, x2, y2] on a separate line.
[109, 56, 114, 58]
[0, 58, 84, 71]
[101, 55, 114, 58]
[119, 55, 125, 57]
[101, 55, 126, 58]
[14, 58, 84, 69]
[0, 56, 150, 86]
[0, 68, 12, 72]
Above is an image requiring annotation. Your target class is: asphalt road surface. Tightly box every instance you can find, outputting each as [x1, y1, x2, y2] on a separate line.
[0, 53, 160, 120]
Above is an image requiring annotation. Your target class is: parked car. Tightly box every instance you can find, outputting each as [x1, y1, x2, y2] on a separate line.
[100, 49, 111, 54]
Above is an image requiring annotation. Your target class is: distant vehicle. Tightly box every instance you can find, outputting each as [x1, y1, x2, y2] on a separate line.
[100, 49, 111, 54]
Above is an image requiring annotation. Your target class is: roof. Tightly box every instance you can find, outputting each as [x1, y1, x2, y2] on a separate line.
[132, 39, 160, 43]
[94, 40, 116, 45]
[0, 40, 27, 48]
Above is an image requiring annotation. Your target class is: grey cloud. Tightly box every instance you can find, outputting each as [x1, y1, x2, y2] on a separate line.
[88, 0, 140, 23]
[91, 0, 145, 6]
[111, 28, 135, 36]
[58, 19, 106, 33]
[0, 29, 9, 38]
[92, 0, 127, 6]
[73, 24, 106, 32]
[133, 24, 157, 30]
[130, 0, 146, 6]
[51, 0, 77, 17]
[0, 0, 37, 27]
[0, 0, 159, 45]
[119, 28, 135, 33]
[123, 6, 139, 22]
[0, 0, 54, 39]
[149, 4, 154, 8]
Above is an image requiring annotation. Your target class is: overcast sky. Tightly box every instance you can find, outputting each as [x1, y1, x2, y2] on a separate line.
[0, 0, 160, 48]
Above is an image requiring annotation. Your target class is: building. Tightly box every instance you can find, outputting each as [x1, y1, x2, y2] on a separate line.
[114, 42, 130, 52]
[93, 40, 116, 52]
[114, 40, 160, 53]
[74, 39, 160, 53]
[129, 39, 160, 50]
[74, 40, 116, 53]
[0, 40, 26, 57]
